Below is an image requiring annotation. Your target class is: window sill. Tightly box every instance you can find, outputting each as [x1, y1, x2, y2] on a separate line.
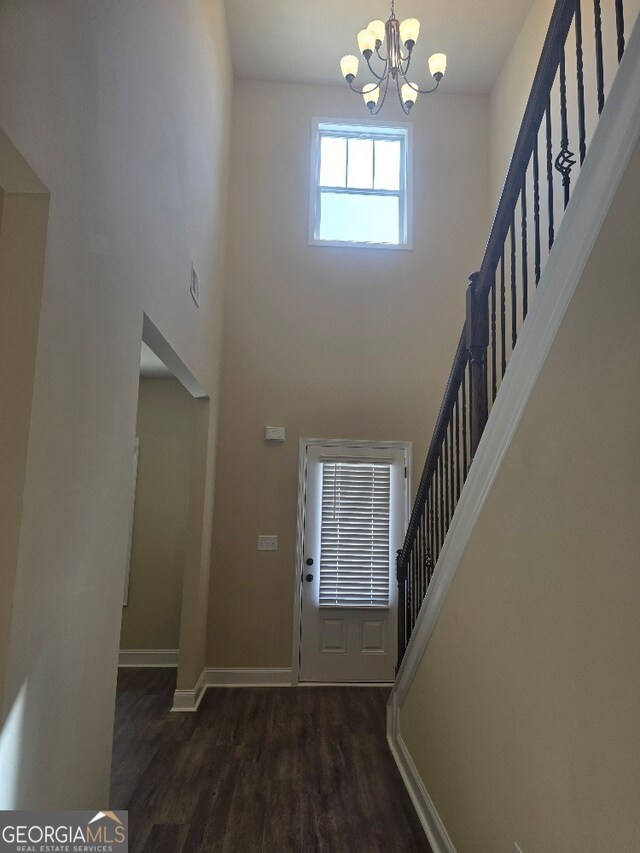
[309, 238, 412, 252]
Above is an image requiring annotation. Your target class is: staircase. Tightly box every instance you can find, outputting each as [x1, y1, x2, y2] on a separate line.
[395, 0, 636, 671]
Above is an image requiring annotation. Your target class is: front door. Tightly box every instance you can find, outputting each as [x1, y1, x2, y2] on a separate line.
[299, 442, 408, 682]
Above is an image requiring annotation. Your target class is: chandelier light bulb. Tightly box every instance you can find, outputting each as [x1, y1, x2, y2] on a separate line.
[367, 20, 386, 45]
[362, 83, 380, 109]
[428, 53, 447, 80]
[340, 54, 359, 80]
[399, 18, 420, 48]
[357, 28, 377, 57]
[401, 83, 418, 108]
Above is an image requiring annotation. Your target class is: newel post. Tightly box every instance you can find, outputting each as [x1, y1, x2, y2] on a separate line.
[466, 272, 489, 457]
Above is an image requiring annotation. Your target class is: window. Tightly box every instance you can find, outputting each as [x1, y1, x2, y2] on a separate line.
[310, 121, 410, 249]
[319, 461, 391, 607]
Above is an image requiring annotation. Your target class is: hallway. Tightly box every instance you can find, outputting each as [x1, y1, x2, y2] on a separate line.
[110, 670, 429, 852]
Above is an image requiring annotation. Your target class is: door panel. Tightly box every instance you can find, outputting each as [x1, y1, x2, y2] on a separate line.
[299, 442, 407, 682]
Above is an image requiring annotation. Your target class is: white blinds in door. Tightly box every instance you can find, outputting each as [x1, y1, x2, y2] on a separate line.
[319, 461, 391, 607]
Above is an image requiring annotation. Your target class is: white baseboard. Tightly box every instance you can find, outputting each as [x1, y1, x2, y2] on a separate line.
[118, 648, 178, 667]
[171, 668, 206, 712]
[387, 694, 456, 853]
[206, 668, 293, 687]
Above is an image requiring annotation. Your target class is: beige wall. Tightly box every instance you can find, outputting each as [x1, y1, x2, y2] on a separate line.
[207, 80, 491, 669]
[120, 378, 194, 651]
[0, 132, 49, 723]
[0, 0, 231, 808]
[401, 140, 640, 853]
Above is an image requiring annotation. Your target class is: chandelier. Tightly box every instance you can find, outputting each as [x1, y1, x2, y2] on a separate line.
[339, 0, 447, 115]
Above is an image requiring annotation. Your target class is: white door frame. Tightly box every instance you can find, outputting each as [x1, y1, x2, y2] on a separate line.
[291, 438, 412, 685]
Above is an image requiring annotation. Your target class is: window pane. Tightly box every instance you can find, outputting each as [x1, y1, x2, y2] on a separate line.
[319, 136, 346, 187]
[374, 139, 401, 190]
[347, 138, 374, 189]
[319, 192, 400, 244]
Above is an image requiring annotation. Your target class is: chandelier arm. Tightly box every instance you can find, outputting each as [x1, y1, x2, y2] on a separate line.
[370, 73, 391, 116]
[395, 72, 412, 116]
[365, 54, 388, 81]
[375, 44, 388, 62]
[347, 78, 382, 96]
[402, 51, 413, 76]
[399, 73, 442, 95]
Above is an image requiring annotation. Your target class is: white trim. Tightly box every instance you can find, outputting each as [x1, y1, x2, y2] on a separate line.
[171, 668, 206, 712]
[391, 11, 640, 710]
[291, 439, 412, 685]
[206, 668, 293, 687]
[387, 693, 456, 853]
[118, 648, 178, 667]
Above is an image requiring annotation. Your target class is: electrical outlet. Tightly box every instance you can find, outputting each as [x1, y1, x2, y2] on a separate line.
[257, 535, 278, 551]
[190, 263, 200, 306]
[514, 844, 524, 853]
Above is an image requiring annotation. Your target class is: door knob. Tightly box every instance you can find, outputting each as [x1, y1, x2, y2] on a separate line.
[305, 558, 314, 566]
[305, 574, 314, 582]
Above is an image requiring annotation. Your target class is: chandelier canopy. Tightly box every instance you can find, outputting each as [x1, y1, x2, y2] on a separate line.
[339, 1, 447, 115]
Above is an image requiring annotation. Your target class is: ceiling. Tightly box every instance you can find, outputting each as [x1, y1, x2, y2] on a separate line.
[224, 0, 536, 96]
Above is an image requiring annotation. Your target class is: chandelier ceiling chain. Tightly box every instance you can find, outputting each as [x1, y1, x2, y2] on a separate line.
[339, 3, 447, 115]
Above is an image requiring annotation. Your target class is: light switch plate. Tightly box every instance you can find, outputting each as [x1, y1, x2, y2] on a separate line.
[257, 535, 278, 551]
[265, 426, 285, 442]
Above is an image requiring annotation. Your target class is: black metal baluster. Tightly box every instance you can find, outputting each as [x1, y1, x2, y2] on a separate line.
[490, 269, 497, 402]
[555, 45, 575, 209]
[615, 0, 625, 62]
[533, 141, 541, 285]
[500, 248, 506, 377]
[420, 511, 426, 604]
[594, 0, 605, 114]
[510, 215, 517, 349]
[521, 176, 529, 320]
[467, 358, 473, 464]
[439, 450, 445, 550]
[461, 368, 468, 481]
[575, 0, 587, 165]
[454, 394, 461, 501]
[448, 416, 455, 521]
[409, 549, 415, 630]
[443, 433, 449, 533]
[434, 460, 440, 560]
[546, 97, 555, 251]
[427, 481, 433, 585]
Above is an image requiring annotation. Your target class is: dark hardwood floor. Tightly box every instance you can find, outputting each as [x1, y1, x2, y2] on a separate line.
[110, 668, 430, 852]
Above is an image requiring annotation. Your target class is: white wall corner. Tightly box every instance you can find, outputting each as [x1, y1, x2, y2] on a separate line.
[386, 695, 456, 853]
[118, 648, 179, 667]
[171, 668, 207, 712]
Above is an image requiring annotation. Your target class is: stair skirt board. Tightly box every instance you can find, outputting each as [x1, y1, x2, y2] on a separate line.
[118, 649, 178, 667]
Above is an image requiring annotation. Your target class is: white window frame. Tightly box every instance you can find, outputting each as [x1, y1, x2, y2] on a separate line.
[308, 118, 413, 251]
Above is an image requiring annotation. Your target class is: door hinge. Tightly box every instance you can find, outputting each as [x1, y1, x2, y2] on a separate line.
[404, 465, 407, 478]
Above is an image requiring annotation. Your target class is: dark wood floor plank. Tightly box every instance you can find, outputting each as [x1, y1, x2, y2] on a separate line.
[110, 669, 430, 852]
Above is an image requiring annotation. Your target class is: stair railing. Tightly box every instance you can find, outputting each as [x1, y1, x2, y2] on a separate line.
[397, 0, 631, 670]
